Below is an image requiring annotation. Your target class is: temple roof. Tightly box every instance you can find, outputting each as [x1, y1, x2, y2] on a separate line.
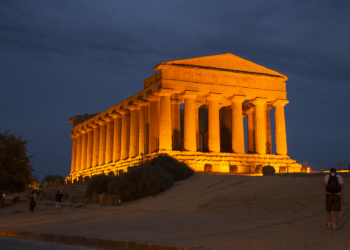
[155, 53, 286, 79]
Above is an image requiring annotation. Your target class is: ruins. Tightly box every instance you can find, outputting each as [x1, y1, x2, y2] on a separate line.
[68, 53, 301, 181]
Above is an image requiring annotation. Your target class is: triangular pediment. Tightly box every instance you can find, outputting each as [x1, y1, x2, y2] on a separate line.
[156, 53, 285, 78]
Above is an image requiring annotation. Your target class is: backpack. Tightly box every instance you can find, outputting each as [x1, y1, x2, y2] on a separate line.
[326, 174, 341, 194]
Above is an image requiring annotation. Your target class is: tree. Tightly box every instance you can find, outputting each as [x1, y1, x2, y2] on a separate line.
[0, 131, 36, 208]
[41, 174, 64, 188]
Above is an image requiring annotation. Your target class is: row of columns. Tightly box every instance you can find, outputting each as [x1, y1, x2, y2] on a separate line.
[70, 94, 288, 173]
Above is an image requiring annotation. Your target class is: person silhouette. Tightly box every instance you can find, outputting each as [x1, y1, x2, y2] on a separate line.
[324, 168, 344, 230]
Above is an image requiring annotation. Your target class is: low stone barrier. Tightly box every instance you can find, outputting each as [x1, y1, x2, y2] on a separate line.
[0, 229, 189, 250]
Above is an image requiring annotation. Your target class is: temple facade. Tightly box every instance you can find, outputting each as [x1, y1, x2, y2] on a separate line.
[68, 53, 301, 181]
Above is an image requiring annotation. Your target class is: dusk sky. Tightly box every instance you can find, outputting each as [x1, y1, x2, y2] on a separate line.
[1, 1, 349, 181]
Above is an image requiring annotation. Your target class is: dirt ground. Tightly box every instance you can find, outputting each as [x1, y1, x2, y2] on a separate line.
[1, 173, 350, 250]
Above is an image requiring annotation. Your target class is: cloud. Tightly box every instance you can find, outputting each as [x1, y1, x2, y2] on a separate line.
[1, 0, 349, 82]
[1, 0, 350, 178]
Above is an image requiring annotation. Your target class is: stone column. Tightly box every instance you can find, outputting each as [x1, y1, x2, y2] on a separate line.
[159, 92, 172, 151]
[86, 126, 94, 169]
[273, 99, 289, 155]
[75, 132, 82, 171]
[97, 120, 107, 165]
[195, 102, 201, 151]
[252, 98, 268, 154]
[183, 92, 197, 152]
[70, 133, 77, 173]
[265, 104, 273, 154]
[91, 123, 100, 167]
[206, 93, 222, 153]
[229, 95, 246, 154]
[80, 129, 87, 170]
[129, 105, 139, 158]
[138, 101, 149, 155]
[105, 116, 114, 163]
[247, 109, 255, 154]
[111, 112, 122, 161]
[171, 99, 181, 150]
[120, 110, 130, 160]
[148, 95, 159, 153]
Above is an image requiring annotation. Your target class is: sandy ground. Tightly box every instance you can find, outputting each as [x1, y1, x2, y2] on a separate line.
[1, 173, 350, 250]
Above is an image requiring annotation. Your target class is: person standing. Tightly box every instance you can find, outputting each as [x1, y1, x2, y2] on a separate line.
[324, 168, 344, 230]
[29, 191, 36, 213]
[55, 190, 64, 214]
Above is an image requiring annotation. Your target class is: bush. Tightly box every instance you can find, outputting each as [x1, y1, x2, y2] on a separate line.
[86, 174, 111, 196]
[149, 154, 194, 181]
[133, 163, 174, 198]
[86, 154, 194, 202]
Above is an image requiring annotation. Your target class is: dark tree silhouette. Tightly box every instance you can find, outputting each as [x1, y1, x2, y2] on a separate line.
[0, 131, 36, 208]
[41, 174, 64, 188]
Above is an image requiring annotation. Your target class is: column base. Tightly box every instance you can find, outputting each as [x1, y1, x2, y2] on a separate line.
[68, 151, 302, 180]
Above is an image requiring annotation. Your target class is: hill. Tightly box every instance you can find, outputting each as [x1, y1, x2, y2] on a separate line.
[1, 173, 349, 250]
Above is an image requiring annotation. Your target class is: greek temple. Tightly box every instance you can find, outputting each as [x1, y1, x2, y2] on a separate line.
[68, 53, 301, 180]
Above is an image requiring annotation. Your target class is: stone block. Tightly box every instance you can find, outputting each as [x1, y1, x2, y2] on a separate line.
[229, 165, 238, 174]
[255, 164, 263, 173]
[262, 166, 275, 175]
[279, 167, 287, 173]
[204, 164, 212, 173]
[249, 166, 256, 174]
[106, 194, 120, 206]
[92, 193, 99, 204]
[99, 193, 108, 205]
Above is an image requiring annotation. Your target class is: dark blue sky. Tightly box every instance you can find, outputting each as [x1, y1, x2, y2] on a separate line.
[1, 1, 349, 180]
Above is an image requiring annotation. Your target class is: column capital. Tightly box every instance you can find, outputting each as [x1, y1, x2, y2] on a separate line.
[104, 116, 114, 122]
[228, 95, 246, 103]
[80, 129, 87, 134]
[181, 90, 198, 99]
[110, 112, 122, 119]
[204, 92, 222, 101]
[86, 125, 94, 132]
[265, 103, 274, 111]
[158, 88, 174, 96]
[138, 100, 150, 106]
[91, 123, 99, 129]
[128, 104, 140, 111]
[252, 97, 268, 106]
[244, 107, 254, 115]
[96, 119, 106, 125]
[119, 109, 130, 115]
[171, 99, 181, 104]
[273, 99, 289, 107]
[70, 133, 78, 138]
[146, 94, 159, 102]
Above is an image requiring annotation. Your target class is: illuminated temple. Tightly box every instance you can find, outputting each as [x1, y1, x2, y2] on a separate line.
[68, 53, 301, 181]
